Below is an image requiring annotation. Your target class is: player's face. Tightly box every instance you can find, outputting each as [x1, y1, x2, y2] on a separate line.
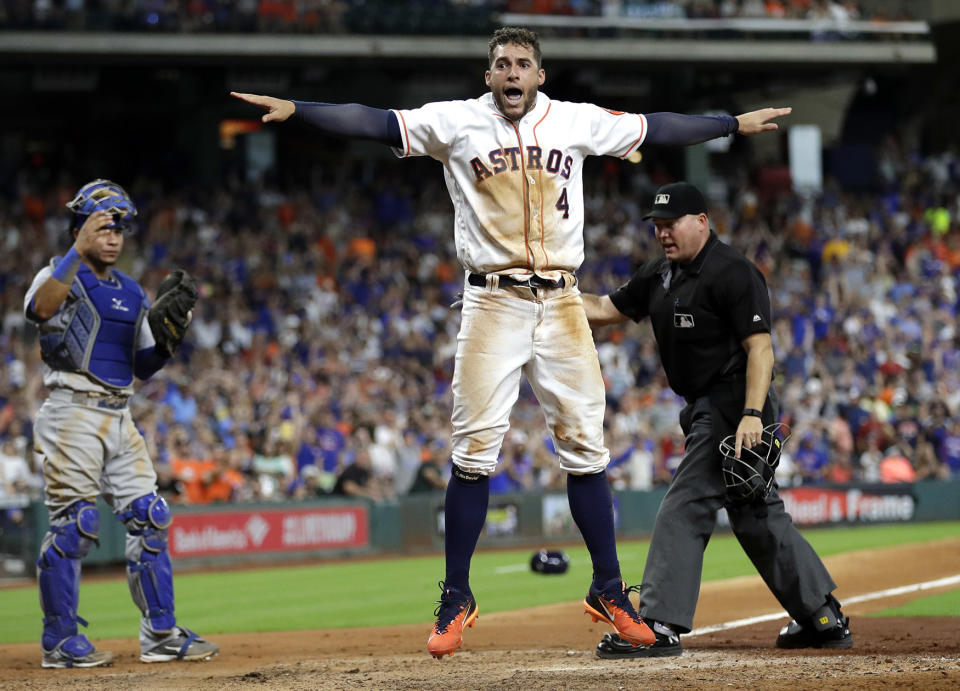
[653, 213, 709, 264]
[83, 226, 124, 267]
[485, 42, 545, 122]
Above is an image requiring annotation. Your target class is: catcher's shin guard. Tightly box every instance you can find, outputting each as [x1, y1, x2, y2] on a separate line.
[120, 494, 177, 633]
[37, 501, 99, 651]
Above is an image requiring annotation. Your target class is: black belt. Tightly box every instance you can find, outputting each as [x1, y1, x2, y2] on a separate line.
[468, 273, 564, 290]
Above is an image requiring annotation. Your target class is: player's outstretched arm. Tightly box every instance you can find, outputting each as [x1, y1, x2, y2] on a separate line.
[230, 92, 296, 123]
[642, 108, 791, 147]
[735, 107, 792, 135]
[231, 92, 402, 147]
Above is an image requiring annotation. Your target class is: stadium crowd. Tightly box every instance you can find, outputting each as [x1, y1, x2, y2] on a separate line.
[2, 137, 960, 509]
[0, 1, 916, 34]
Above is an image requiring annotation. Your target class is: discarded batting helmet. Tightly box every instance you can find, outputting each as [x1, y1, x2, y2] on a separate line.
[530, 549, 570, 574]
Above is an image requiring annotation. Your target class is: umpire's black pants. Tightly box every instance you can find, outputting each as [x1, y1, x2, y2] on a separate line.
[639, 396, 836, 633]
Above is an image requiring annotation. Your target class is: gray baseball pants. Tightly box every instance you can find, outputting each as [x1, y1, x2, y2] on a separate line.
[639, 396, 837, 633]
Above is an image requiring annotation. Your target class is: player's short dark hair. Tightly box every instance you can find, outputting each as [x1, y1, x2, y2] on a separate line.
[488, 27, 541, 67]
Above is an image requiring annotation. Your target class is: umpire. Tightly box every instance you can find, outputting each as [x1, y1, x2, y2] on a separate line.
[581, 182, 852, 657]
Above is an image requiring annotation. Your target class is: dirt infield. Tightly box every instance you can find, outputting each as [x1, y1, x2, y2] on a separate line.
[2, 537, 958, 690]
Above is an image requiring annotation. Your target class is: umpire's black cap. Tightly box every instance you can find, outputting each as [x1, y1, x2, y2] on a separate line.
[642, 181, 707, 220]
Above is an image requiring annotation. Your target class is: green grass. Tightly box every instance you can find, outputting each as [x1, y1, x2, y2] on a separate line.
[1, 520, 957, 644]
[867, 588, 960, 617]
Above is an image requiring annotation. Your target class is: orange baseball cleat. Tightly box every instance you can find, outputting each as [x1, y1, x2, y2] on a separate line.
[584, 579, 655, 646]
[427, 581, 479, 659]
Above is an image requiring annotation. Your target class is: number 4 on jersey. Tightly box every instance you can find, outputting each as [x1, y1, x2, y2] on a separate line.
[556, 188, 569, 219]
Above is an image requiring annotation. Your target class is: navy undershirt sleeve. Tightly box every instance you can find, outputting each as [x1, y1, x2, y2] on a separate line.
[291, 101, 402, 147]
[644, 112, 739, 146]
[134, 346, 168, 381]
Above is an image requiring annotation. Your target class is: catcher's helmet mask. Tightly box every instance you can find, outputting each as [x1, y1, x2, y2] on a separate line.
[719, 422, 791, 505]
[66, 179, 137, 232]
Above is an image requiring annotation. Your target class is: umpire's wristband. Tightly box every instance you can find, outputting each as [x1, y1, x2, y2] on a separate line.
[742, 408, 763, 418]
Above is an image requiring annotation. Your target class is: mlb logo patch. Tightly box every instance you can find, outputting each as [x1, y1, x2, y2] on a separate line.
[655, 193, 670, 205]
[674, 312, 695, 328]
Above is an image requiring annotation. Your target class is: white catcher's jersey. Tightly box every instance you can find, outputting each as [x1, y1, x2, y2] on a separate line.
[24, 265, 156, 396]
[393, 92, 647, 278]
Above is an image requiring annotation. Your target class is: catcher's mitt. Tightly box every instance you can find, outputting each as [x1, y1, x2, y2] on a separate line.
[718, 422, 790, 506]
[148, 269, 198, 358]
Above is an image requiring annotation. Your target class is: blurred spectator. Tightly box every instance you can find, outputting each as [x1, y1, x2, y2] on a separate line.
[794, 433, 830, 484]
[332, 448, 393, 501]
[489, 431, 534, 494]
[878, 446, 916, 483]
[938, 420, 960, 478]
[166, 426, 213, 503]
[858, 438, 883, 483]
[205, 448, 248, 502]
[611, 437, 655, 491]
[914, 441, 949, 482]
[775, 446, 797, 487]
[394, 428, 425, 495]
[408, 441, 448, 494]
[0, 437, 40, 498]
[252, 437, 297, 500]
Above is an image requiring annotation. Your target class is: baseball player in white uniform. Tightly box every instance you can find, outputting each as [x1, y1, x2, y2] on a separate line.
[232, 26, 789, 658]
[24, 180, 218, 668]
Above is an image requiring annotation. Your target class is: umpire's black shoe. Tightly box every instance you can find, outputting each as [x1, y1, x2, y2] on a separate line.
[596, 622, 682, 659]
[776, 595, 853, 649]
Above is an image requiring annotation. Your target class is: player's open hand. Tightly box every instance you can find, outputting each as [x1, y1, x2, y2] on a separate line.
[230, 92, 296, 123]
[735, 107, 792, 135]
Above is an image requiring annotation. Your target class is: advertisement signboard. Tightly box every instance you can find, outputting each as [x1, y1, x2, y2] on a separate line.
[169, 505, 369, 558]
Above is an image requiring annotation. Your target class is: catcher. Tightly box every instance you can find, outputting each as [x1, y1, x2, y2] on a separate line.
[582, 182, 852, 657]
[23, 179, 217, 667]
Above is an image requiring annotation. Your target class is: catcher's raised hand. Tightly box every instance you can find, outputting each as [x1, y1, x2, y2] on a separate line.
[735, 107, 792, 135]
[230, 92, 296, 123]
[73, 210, 116, 260]
[149, 269, 199, 358]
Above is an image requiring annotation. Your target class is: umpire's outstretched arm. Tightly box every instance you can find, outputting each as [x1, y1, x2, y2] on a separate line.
[581, 294, 630, 328]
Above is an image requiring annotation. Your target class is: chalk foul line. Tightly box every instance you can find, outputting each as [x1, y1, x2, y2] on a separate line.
[688, 573, 960, 638]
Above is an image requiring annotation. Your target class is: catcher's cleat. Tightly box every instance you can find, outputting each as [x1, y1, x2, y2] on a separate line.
[141, 626, 219, 663]
[42, 634, 114, 669]
[584, 579, 655, 646]
[776, 595, 853, 650]
[596, 627, 683, 659]
[427, 581, 478, 659]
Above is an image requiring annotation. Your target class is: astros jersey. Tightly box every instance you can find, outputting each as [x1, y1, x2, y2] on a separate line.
[392, 92, 647, 278]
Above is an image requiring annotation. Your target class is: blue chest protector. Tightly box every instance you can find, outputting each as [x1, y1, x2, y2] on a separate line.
[39, 260, 147, 388]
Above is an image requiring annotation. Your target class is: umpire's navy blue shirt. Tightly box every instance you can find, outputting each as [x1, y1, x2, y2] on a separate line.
[610, 231, 772, 399]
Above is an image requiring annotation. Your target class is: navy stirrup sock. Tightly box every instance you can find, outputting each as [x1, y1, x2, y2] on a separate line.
[567, 470, 621, 586]
[443, 465, 490, 594]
